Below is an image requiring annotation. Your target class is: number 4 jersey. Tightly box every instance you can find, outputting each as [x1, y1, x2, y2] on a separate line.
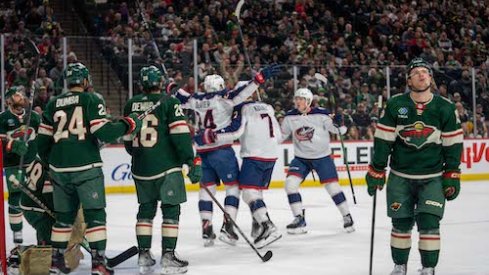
[38, 91, 131, 172]
[123, 93, 194, 180]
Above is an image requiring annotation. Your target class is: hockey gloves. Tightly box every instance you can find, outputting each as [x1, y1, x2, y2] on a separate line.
[366, 165, 386, 196]
[7, 140, 28, 156]
[122, 113, 143, 135]
[194, 129, 217, 146]
[254, 64, 281, 84]
[442, 170, 461, 201]
[187, 156, 202, 184]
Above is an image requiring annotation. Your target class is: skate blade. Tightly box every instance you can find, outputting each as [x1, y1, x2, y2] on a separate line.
[286, 227, 308, 235]
[344, 226, 355, 233]
[160, 266, 188, 275]
[139, 265, 155, 274]
[203, 238, 215, 247]
[218, 234, 237, 246]
[256, 233, 282, 249]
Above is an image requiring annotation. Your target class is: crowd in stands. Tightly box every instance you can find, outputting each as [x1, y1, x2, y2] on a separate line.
[89, 0, 488, 139]
[0, 0, 66, 112]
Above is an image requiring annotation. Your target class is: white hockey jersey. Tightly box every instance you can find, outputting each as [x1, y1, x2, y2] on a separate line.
[176, 81, 259, 153]
[281, 107, 345, 159]
[215, 101, 281, 160]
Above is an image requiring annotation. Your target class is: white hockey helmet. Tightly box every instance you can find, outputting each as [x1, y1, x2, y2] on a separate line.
[294, 88, 314, 107]
[204, 74, 225, 93]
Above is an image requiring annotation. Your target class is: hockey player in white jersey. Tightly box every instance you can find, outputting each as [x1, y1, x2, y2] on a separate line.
[195, 94, 283, 248]
[176, 64, 280, 246]
[281, 88, 355, 234]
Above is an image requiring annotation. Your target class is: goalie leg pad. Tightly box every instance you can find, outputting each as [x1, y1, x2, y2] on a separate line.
[19, 246, 52, 275]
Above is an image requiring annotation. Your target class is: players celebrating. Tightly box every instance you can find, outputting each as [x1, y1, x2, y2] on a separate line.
[176, 65, 280, 246]
[281, 88, 355, 234]
[366, 58, 463, 275]
[124, 66, 201, 275]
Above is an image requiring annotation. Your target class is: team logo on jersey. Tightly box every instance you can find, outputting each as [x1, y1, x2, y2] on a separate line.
[294, 126, 315, 142]
[390, 202, 402, 211]
[397, 107, 408, 118]
[8, 127, 36, 141]
[398, 121, 435, 148]
[7, 119, 15, 126]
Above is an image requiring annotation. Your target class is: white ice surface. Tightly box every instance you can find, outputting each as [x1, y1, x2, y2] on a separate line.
[4, 181, 489, 275]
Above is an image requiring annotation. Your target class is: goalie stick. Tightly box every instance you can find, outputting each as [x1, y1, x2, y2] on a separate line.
[314, 73, 357, 204]
[201, 185, 273, 262]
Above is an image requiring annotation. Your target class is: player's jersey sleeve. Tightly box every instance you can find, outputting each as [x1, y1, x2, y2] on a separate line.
[440, 103, 463, 171]
[280, 115, 292, 143]
[87, 93, 130, 142]
[371, 99, 397, 169]
[167, 97, 194, 164]
[37, 99, 55, 165]
[225, 80, 259, 106]
[215, 103, 247, 143]
[175, 88, 195, 109]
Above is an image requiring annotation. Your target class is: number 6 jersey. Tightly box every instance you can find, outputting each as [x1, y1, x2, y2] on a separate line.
[123, 93, 194, 180]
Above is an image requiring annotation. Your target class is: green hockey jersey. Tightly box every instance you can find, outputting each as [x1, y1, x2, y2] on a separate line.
[38, 90, 130, 172]
[21, 157, 54, 211]
[0, 110, 40, 168]
[372, 93, 463, 179]
[123, 93, 194, 180]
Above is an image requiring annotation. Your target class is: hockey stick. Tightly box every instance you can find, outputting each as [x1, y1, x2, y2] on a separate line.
[17, 38, 41, 177]
[135, 0, 168, 76]
[315, 72, 356, 204]
[369, 94, 383, 275]
[234, 0, 262, 101]
[369, 191, 377, 275]
[201, 185, 273, 262]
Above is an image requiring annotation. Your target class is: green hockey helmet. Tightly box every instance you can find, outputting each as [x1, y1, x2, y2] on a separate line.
[406, 57, 432, 79]
[5, 86, 24, 99]
[64, 62, 91, 86]
[140, 65, 163, 90]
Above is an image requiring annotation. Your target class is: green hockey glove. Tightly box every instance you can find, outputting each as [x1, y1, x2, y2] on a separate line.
[122, 113, 143, 135]
[442, 170, 461, 201]
[366, 165, 386, 196]
[7, 140, 28, 156]
[187, 156, 202, 184]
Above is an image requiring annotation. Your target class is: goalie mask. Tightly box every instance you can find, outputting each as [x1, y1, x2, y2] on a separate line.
[6, 86, 27, 114]
[204, 74, 225, 93]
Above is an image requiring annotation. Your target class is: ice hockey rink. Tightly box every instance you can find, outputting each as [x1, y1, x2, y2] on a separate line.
[4, 181, 489, 275]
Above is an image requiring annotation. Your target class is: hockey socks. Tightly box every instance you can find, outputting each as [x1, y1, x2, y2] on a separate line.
[8, 192, 23, 236]
[161, 204, 180, 252]
[136, 201, 158, 249]
[84, 209, 108, 251]
[324, 182, 350, 216]
[417, 214, 441, 268]
[391, 217, 414, 265]
[224, 184, 240, 221]
[51, 211, 77, 249]
[285, 175, 303, 216]
[198, 185, 216, 221]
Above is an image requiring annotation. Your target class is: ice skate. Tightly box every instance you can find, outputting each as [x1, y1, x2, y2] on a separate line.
[160, 251, 188, 274]
[419, 267, 435, 275]
[202, 219, 216, 247]
[254, 220, 282, 249]
[6, 247, 20, 275]
[13, 231, 22, 244]
[251, 218, 261, 239]
[390, 264, 407, 275]
[138, 248, 156, 274]
[49, 249, 71, 275]
[91, 250, 114, 275]
[286, 210, 307, 234]
[218, 217, 238, 245]
[343, 214, 355, 233]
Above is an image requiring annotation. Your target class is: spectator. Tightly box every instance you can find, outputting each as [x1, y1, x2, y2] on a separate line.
[33, 86, 50, 114]
[351, 103, 373, 140]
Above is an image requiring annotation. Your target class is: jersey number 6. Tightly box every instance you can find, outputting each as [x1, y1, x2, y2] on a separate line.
[132, 114, 158, 148]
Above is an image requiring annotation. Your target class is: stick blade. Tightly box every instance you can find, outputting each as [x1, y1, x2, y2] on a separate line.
[106, 246, 138, 268]
[261, 250, 273, 262]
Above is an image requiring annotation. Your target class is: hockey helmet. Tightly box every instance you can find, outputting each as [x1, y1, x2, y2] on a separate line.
[406, 57, 432, 79]
[294, 88, 314, 107]
[140, 65, 163, 90]
[204, 74, 225, 93]
[5, 86, 24, 99]
[64, 62, 91, 86]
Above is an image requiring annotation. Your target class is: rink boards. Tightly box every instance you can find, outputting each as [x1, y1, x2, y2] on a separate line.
[3, 139, 489, 197]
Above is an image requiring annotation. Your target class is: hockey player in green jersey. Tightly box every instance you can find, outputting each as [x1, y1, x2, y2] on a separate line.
[123, 65, 201, 275]
[37, 62, 142, 275]
[0, 86, 41, 246]
[366, 57, 463, 275]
